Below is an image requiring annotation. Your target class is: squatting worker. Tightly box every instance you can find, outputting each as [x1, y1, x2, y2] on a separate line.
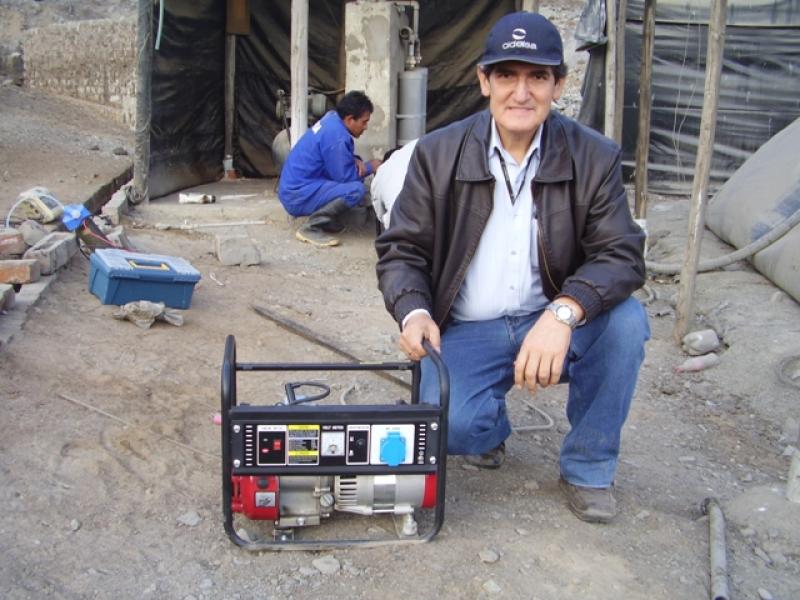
[278, 91, 382, 247]
[375, 12, 650, 523]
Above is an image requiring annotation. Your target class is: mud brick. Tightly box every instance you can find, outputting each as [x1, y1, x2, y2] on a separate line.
[23, 231, 78, 275]
[0, 259, 41, 284]
[0, 228, 27, 257]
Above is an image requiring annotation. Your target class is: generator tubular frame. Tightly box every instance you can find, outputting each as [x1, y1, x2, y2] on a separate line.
[221, 335, 450, 550]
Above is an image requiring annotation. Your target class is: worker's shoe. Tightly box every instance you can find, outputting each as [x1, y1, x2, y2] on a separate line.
[306, 198, 351, 234]
[464, 442, 505, 469]
[295, 224, 340, 247]
[559, 477, 617, 523]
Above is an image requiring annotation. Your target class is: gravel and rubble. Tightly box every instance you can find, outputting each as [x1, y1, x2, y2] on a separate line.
[1, 2, 799, 599]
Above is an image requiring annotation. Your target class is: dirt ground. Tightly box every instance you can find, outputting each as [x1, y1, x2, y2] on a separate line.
[2, 4, 800, 600]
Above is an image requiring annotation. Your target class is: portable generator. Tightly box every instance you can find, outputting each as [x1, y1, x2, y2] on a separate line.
[221, 335, 450, 550]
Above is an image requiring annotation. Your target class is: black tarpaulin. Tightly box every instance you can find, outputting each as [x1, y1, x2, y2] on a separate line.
[578, 0, 800, 195]
[149, 0, 226, 199]
[147, 0, 513, 198]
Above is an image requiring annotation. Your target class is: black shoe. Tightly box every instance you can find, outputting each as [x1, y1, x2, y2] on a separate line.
[306, 198, 350, 234]
[464, 442, 505, 469]
[295, 225, 340, 247]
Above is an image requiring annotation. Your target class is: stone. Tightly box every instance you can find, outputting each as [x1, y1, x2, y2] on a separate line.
[482, 580, 502, 594]
[214, 233, 261, 266]
[479, 549, 500, 563]
[17, 220, 49, 246]
[312, 555, 340, 575]
[757, 588, 774, 600]
[780, 417, 799, 445]
[112, 146, 129, 156]
[0, 259, 41, 284]
[176, 511, 202, 527]
[682, 329, 721, 355]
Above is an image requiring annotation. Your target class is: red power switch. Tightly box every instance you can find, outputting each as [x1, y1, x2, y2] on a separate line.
[273, 439, 282, 451]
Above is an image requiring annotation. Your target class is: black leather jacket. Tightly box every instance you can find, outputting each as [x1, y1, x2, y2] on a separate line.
[375, 109, 645, 329]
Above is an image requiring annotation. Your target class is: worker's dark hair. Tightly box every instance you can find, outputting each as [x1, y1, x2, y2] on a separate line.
[336, 91, 374, 120]
[479, 62, 569, 82]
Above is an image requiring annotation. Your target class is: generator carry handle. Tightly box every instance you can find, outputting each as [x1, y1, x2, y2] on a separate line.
[220, 335, 450, 551]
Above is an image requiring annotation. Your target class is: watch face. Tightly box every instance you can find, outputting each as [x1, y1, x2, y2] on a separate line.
[556, 306, 572, 320]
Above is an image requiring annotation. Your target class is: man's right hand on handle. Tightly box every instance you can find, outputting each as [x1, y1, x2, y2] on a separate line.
[400, 312, 441, 361]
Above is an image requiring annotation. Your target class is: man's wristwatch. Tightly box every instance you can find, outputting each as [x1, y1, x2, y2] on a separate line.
[545, 302, 578, 330]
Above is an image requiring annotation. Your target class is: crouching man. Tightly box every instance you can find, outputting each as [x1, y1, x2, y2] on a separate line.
[375, 12, 649, 523]
[279, 91, 381, 247]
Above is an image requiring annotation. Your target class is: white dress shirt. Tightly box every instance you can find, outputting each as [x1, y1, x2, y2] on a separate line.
[450, 120, 548, 322]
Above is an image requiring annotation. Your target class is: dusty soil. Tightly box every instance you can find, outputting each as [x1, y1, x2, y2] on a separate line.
[2, 3, 800, 600]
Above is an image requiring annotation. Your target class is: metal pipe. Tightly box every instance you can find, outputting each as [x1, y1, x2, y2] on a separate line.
[703, 497, 730, 600]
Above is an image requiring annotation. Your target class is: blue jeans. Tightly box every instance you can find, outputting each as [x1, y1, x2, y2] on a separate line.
[420, 297, 650, 487]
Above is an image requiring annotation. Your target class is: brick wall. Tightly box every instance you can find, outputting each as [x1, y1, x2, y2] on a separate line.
[22, 17, 137, 124]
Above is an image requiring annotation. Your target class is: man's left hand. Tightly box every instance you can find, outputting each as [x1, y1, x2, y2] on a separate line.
[514, 300, 583, 394]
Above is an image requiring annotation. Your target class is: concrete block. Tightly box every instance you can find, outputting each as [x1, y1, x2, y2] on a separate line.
[18, 220, 49, 246]
[102, 187, 129, 226]
[0, 283, 15, 311]
[23, 232, 78, 275]
[0, 228, 27, 257]
[214, 233, 261, 267]
[0, 259, 41, 284]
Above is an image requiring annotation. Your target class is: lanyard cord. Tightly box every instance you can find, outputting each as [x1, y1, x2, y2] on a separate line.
[497, 150, 536, 205]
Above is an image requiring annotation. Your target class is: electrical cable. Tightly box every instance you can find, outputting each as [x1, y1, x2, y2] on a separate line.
[155, 0, 165, 51]
[513, 398, 555, 433]
[646, 207, 800, 275]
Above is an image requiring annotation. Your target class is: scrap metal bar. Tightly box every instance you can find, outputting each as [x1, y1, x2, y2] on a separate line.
[251, 304, 411, 390]
[703, 497, 730, 600]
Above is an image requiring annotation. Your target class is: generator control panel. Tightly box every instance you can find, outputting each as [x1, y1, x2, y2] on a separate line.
[229, 405, 442, 476]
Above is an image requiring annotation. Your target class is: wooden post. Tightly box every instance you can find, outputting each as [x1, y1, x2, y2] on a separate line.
[673, 0, 727, 343]
[634, 0, 657, 220]
[290, 0, 309, 148]
[604, 0, 618, 140]
[132, 0, 152, 204]
[613, 0, 627, 144]
[223, 35, 236, 163]
[519, 0, 541, 11]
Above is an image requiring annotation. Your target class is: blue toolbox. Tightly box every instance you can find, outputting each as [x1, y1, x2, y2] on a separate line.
[88, 249, 201, 309]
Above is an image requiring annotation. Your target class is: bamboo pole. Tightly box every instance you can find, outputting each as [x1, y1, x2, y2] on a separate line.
[604, 0, 618, 139]
[673, 0, 727, 343]
[634, 0, 657, 220]
[223, 34, 236, 163]
[132, 0, 153, 205]
[290, 0, 309, 148]
[613, 0, 627, 144]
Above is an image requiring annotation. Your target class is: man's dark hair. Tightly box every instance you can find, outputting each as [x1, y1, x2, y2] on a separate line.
[480, 62, 569, 82]
[336, 91, 374, 120]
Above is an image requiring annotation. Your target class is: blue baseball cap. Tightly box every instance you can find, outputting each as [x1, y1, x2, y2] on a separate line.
[479, 12, 563, 67]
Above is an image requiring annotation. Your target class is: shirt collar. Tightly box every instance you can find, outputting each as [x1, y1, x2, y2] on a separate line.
[488, 119, 543, 166]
